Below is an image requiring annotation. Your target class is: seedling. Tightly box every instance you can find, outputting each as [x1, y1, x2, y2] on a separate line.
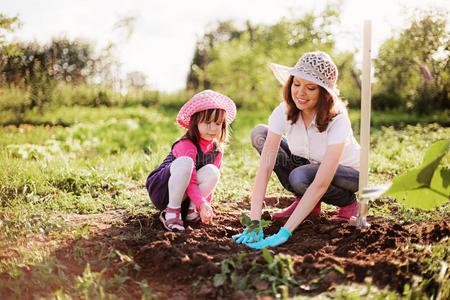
[214, 249, 296, 295]
[240, 213, 270, 233]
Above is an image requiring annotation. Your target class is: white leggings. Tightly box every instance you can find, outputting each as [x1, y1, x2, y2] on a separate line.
[168, 156, 220, 209]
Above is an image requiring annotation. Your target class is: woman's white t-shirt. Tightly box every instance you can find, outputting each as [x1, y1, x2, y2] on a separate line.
[268, 102, 360, 170]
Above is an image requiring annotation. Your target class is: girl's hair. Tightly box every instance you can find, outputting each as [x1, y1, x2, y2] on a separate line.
[283, 75, 347, 132]
[181, 108, 228, 149]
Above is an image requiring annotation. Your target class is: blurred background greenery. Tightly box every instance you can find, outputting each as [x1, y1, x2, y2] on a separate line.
[1, 5, 449, 125]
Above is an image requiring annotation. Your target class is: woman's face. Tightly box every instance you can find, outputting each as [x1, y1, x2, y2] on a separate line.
[290, 76, 321, 114]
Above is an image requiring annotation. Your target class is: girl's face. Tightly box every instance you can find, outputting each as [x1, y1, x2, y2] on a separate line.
[197, 110, 224, 141]
[291, 76, 321, 114]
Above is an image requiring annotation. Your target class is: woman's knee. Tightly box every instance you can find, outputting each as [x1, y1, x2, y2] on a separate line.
[332, 166, 359, 192]
[288, 168, 312, 194]
[250, 124, 268, 150]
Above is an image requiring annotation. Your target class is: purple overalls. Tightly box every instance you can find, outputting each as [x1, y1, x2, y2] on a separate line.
[146, 139, 219, 216]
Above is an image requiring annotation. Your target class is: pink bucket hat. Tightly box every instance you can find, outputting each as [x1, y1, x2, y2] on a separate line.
[176, 90, 237, 129]
[269, 51, 340, 99]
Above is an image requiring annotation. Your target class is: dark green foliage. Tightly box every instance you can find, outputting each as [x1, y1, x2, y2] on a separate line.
[214, 249, 296, 295]
[374, 8, 449, 113]
[186, 3, 360, 110]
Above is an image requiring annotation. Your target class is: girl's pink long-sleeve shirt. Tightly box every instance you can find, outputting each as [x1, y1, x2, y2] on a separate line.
[172, 138, 222, 209]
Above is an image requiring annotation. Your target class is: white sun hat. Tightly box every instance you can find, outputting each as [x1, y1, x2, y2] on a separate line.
[269, 51, 340, 99]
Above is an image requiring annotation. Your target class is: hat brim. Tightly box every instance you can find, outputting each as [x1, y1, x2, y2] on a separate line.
[176, 90, 236, 129]
[269, 63, 338, 99]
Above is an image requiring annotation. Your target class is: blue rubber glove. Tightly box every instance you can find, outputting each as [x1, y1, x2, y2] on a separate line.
[232, 220, 264, 244]
[245, 227, 292, 249]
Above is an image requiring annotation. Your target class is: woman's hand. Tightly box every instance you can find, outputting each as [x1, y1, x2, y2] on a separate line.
[232, 220, 264, 244]
[245, 227, 292, 249]
[199, 202, 213, 223]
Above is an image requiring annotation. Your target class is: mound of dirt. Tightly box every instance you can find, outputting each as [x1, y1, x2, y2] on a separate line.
[120, 197, 449, 299]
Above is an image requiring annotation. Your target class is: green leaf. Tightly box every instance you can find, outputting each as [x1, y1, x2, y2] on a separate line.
[240, 213, 252, 227]
[385, 156, 444, 195]
[389, 187, 448, 210]
[333, 265, 345, 275]
[236, 252, 246, 265]
[247, 220, 260, 231]
[231, 273, 247, 291]
[213, 273, 227, 287]
[429, 166, 450, 198]
[262, 248, 273, 264]
[422, 140, 450, 166]
[383, 140, 450, 209]
[221, 261, 232, 274]
[260, 220, 271, 228]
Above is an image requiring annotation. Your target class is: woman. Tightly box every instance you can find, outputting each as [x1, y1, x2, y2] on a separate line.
[233, 51, 360, 248]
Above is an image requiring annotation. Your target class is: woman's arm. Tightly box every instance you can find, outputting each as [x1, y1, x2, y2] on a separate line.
[250, 131, 282, 220]
[283, 142, 345, 232]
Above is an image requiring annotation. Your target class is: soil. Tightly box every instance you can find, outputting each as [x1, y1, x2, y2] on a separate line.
[9, 197, 450, 299]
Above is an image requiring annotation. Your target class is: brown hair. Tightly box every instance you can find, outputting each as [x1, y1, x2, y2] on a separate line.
[282, 75, 342, 132]
[181, 108, 229, 149]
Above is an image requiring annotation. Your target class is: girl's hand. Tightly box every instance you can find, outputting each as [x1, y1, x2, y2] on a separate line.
[199, 202, 213, 223]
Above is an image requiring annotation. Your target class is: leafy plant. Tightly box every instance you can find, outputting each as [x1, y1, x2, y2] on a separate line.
[257, 248, 297, 294]
[214, 249, 296, 296]
[213, 252, 248, 291]
[240, 213, 271, 234]
[384, 140, 450, 210]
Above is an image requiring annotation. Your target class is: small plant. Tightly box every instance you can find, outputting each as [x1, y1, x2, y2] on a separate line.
[214, 249, 296, 296]
[240, 213, 270, 234]
[213, 252, 248, 291]
[73, 224, 90, 239]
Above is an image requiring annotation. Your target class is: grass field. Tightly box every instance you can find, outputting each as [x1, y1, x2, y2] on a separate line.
[0, 105, 449, 299]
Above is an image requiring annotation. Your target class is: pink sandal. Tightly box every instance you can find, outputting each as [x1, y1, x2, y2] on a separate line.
[159, 207, 185, 231]
[186, 208, 200, 222]
[272, 199, 321, 218]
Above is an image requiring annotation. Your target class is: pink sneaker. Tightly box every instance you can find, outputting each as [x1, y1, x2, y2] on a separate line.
[272, 199, 321, 218]
[331, 201, 359, 221]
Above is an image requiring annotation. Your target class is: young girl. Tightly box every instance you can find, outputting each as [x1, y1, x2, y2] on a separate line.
[233, 51, 360, 248]
[146, 90, 236, 231]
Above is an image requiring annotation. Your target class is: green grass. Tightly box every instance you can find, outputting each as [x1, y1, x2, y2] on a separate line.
[0, 105, 448, 298]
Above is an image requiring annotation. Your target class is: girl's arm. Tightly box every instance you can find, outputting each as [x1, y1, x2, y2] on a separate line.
[283, 142, 345, 232]
[172, 140, 205, 209]
[250, 131, 282, 220]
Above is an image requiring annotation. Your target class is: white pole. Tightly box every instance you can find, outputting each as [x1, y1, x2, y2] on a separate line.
[349, 20, 372, 228]
[359, 20, 372, 193]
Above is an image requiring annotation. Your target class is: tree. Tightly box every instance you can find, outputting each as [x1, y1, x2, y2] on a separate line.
[48, 37, 97, 84]
[188, 3, 359, 110]
[1, 38, 97, 86]
[0, 13, 21, 55]
[373, 8, 449, 112]
[186, 21, 243, 90]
